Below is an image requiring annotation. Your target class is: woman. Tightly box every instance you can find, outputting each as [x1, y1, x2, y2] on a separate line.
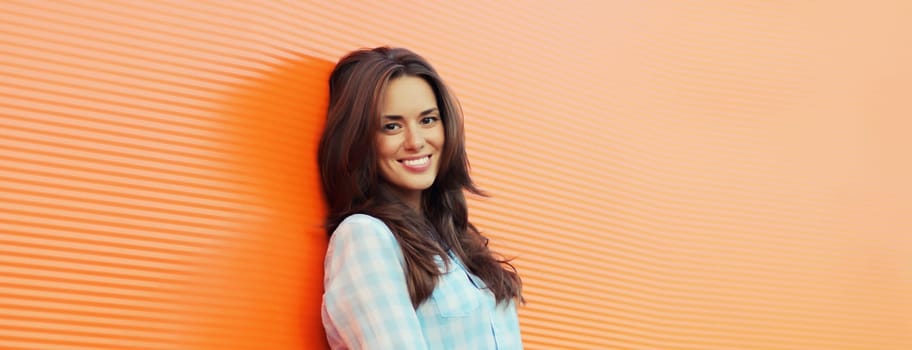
[318, 47, 524, 349]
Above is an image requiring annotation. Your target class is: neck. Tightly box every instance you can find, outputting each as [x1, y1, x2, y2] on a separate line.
[388, 186, 422, 212]
[404, 192, 421, 212]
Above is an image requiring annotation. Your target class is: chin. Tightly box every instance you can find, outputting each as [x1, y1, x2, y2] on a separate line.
[412, 182, 435, 191]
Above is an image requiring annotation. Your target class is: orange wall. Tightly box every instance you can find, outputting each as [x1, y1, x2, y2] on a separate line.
[1, 1, 910, 349]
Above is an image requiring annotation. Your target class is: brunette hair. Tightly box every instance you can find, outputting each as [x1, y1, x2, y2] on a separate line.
[318, 47, 522, 307]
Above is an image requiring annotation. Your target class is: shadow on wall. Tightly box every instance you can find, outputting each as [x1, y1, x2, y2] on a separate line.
[179, 53, 334, 349]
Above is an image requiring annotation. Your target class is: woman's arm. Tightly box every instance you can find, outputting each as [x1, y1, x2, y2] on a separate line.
[322, 214, 429, 350]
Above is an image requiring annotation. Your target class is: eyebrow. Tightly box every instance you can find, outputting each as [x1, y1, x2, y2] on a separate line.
[382, 108, 438, 120]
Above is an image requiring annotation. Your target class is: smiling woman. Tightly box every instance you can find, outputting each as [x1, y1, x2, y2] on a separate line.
[317, 47, 524, 349]
[376, 77, 445, 210]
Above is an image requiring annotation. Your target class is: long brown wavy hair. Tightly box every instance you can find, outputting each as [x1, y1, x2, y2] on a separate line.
[318, 47, 522, 307]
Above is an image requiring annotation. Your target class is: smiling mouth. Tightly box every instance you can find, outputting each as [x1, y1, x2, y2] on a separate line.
[399, 155, 430, 166]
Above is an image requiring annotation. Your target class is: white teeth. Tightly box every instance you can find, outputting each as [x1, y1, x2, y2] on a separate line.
[403, 156, 429, 166]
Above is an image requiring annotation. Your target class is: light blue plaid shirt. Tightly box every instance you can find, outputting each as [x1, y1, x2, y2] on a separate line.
[322, 214, 523, 349]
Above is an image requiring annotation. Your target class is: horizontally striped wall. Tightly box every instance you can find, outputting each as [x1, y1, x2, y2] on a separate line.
[1, 1, 910, 349]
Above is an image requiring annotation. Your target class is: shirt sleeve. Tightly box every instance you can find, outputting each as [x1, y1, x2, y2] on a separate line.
[322, 214, 429, 350]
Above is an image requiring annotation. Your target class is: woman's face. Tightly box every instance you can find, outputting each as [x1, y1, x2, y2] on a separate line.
[376, 76, 445, 204]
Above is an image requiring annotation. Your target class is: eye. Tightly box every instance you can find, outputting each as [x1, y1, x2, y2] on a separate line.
[382, 123, 402, 132]
[421, 116, 440, 125]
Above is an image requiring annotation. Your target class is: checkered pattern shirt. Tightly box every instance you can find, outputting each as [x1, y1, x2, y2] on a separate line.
[322, 214, 523, 349]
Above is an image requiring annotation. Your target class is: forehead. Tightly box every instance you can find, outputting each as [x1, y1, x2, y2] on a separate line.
[380, 76, 438, 115]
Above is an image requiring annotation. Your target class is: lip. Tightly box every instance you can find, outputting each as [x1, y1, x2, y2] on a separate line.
[398, 155, 432, 173]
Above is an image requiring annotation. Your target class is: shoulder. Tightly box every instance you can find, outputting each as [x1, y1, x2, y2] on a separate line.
[328, 214, 398, 250]
[324, 213, 407, 277]
[334, 214, 392, 237]
[339, 213, 387, 228]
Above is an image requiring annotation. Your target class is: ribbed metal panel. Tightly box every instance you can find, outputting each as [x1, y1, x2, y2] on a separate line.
[0, 1, 330, 349]
[1, 1, 910, 349]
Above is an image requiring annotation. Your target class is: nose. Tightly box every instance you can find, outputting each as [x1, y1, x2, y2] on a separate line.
[403, 127, 426, 151]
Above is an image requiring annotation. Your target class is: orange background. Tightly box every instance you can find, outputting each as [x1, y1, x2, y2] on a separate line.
[1, 1, 910, 349]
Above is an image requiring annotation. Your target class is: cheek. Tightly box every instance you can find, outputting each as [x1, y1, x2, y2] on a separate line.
[375, 136, 398, 159]
[432, 126, 446, 146]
